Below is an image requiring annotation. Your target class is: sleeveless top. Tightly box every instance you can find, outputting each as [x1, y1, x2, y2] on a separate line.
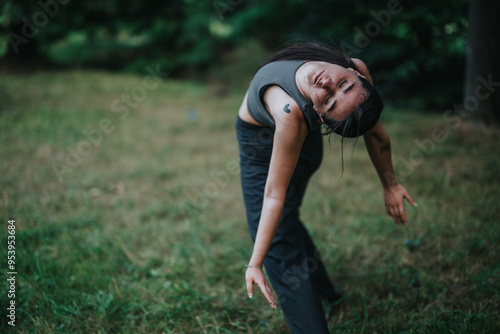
[247, 60, 321, 132]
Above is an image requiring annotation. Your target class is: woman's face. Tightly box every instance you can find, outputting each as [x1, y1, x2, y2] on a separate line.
[297, 61, 367, 121]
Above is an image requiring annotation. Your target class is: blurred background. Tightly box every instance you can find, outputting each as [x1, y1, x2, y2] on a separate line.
[2, 0, 499, 112]
[1, 0, 499, 333]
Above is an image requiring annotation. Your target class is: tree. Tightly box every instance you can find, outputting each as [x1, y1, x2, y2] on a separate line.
[228, 0, 468, 109]
[1, 0, 45, 60]
[465, 0, 500, 126]
[1, 0, 217, 73]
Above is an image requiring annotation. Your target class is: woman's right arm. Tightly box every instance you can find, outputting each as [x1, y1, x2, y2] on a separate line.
[245, 86, 308, 309]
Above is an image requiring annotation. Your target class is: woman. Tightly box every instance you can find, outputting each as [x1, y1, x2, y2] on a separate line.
[236, 42, 416, 333]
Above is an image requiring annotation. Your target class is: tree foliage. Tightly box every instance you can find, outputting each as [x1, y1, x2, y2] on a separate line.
[0, 0, 471, 109]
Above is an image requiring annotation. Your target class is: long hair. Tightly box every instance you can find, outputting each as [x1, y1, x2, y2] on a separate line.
[260, 41, 384, 173]
[322, 77, 383, 138]
[262, 41, 357, 70]
[260, 41, 384, 138]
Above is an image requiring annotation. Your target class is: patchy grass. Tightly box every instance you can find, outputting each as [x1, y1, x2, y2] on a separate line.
[0, 69, 499, 333]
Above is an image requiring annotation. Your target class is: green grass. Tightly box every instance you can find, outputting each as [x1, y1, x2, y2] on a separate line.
[0, 69, 499, 333]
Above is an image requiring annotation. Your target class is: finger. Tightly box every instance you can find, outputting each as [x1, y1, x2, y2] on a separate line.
[389, 206, 399, 225]
[266, 284, 277, 309]
[396, 211, 404, 225]
[385, 203, 394, 220]
[257, 279, 276, 309]
[246, 277, 254, 299]
[394, 203, 408, 225]
[405, 192, 418, 207]
[399, 208, 408, 225]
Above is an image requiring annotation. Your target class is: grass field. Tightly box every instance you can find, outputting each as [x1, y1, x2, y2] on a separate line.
[0, 68, 499, 333]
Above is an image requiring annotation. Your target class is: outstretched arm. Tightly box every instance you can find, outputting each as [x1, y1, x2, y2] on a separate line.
[363, 121, 417, 224]
[245, 87, 308, 309]
[352, 58, 417, 223]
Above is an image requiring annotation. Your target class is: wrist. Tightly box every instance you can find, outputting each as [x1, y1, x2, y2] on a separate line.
[245, 264, 263, 270]
[247, 258, 263, 268]
[248, 252, 265, 268]
[381, 172, 398, 189]
[383, 182, 398, 190]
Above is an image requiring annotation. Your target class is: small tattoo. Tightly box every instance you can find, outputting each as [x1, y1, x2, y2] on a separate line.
[379, 143, 391, 154]
[283, 104, 291, 113]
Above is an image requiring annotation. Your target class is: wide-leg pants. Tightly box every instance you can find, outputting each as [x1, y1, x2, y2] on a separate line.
[236, 116, 338, 334]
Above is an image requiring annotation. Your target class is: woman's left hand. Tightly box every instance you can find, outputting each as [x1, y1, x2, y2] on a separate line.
[383, 184, 417, 225]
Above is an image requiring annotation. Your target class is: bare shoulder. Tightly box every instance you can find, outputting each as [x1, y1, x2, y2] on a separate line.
[352, 58, 374, 85]
[262, 85, 306, 128]
[352, 58, 368, 72]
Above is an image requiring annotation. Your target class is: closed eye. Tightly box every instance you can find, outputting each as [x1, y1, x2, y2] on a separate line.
[327, 83, 355, 112]
[343, 83, 355, 94]
[327, 100, 337, 112]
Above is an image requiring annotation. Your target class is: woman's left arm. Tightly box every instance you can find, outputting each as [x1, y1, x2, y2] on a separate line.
[363, 121, 417, 225]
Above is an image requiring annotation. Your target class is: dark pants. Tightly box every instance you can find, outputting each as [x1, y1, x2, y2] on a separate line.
[236, 116, 338, 334]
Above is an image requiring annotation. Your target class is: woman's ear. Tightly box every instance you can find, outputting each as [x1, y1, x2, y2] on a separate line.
[311, 104, 324, 123]
[347, 67, 367, 80]
[350, 59, 374, 85]
[316, 111, 325, 123]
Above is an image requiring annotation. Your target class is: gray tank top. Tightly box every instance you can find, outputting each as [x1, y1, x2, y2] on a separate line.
[247, 60, 320, 132]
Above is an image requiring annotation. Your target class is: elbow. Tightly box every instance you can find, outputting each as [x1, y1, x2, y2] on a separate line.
[364, 131, 391, 154]
[364, 128, 390, 146]
[263, 190, 286, 205]
[379, 135, 391, 147]
[364, 122, 389, 142]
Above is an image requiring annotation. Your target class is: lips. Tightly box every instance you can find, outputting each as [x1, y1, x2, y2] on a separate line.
[314, 70, 325, 86]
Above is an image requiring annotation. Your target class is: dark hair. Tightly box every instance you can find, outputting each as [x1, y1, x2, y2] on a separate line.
[323, 77, 384, 138]
[260, 41, 384, 138]
[322, 76, 384, 173]
[262, 41, 355, 69]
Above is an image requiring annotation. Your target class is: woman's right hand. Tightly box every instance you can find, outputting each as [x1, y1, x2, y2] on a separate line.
[245, 267, 276, 309]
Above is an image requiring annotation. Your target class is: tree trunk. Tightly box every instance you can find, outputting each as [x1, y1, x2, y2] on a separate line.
[464, 0, 500, 126]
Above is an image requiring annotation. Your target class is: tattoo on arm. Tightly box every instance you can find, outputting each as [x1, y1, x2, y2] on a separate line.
[379, 143, 391, 154]
[283, 104, 291, 113]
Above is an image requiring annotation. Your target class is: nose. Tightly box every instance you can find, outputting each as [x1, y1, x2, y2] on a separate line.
[320, 78, 334, 91]
[320, 78, 329, 88]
